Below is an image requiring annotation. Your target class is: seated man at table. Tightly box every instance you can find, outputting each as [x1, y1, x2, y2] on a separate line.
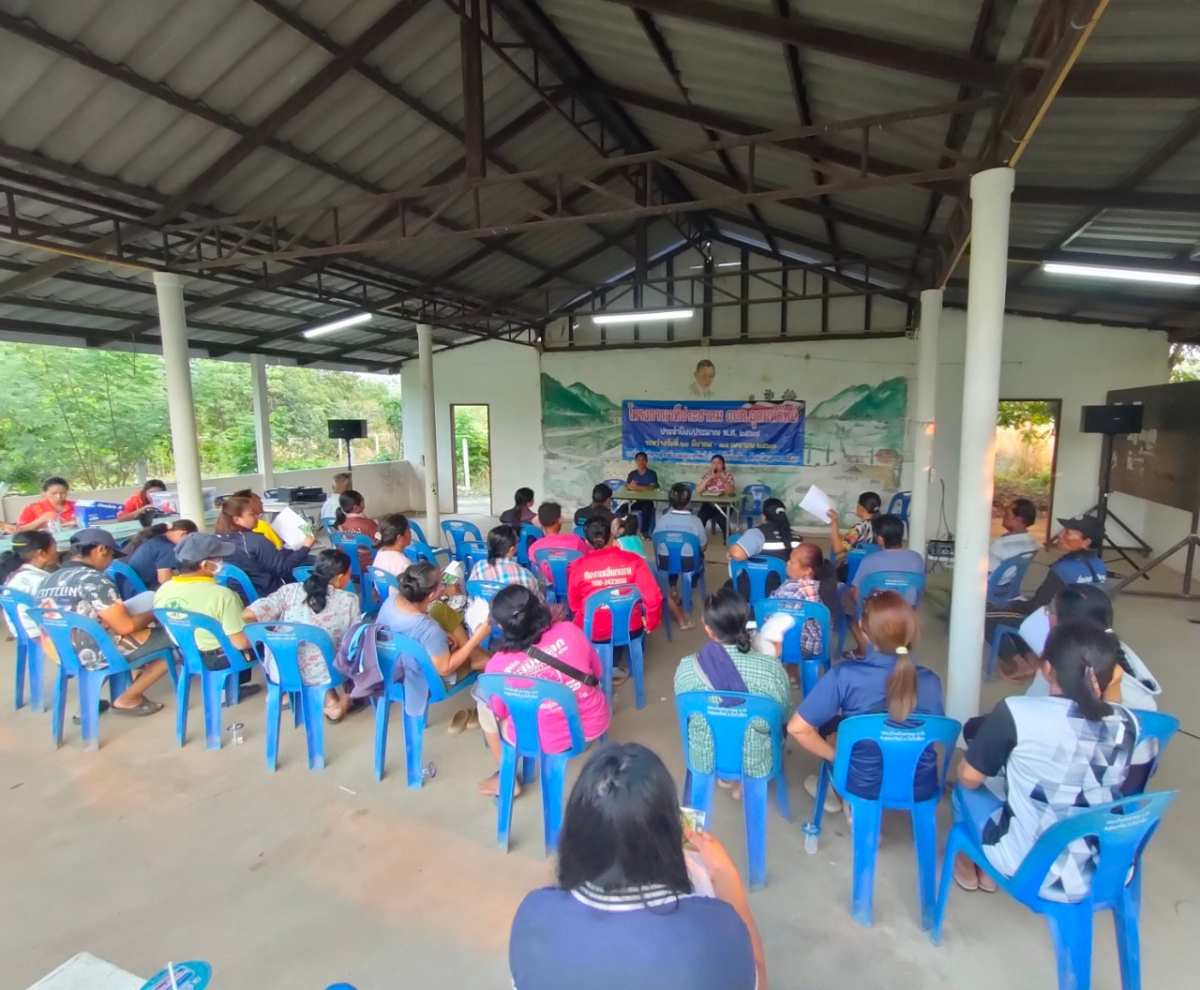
[16, 476, 77, 533]
[232, 489, 283, 549]
[654, 483, 707, 631]
[624, 451, 659, 535]
[842, 514, 923, 659]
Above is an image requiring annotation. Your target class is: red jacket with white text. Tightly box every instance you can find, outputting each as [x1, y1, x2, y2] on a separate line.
[567, 545, 664, 641]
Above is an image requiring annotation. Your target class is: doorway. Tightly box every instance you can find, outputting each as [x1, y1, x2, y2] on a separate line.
[993, 399, 1061, 545]
[450, 404, 492, 516]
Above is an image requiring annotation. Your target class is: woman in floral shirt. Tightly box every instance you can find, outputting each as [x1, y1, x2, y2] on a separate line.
[243, 548, 363, 721]
[696, 454, 736, 537]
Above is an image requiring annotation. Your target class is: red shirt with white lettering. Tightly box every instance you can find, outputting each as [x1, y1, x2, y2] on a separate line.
[566, 545, 663, 640]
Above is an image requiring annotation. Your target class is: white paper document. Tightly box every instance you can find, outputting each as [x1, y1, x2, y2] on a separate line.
[272, 506, 313, 549]
[799, 484, 837, 524]
[465, 596, 491, 634]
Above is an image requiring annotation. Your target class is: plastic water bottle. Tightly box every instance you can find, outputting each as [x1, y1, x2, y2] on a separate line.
[226, 722, 244, 746]
[803, 822, 819, 855]
[422, 761, 437, 781]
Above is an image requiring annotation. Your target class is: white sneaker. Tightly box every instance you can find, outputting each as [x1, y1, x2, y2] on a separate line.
[804, 773, 843, 814]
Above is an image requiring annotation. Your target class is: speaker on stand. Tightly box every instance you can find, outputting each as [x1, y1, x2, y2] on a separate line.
[328, 419, 368, 477]
[1080, 403, 1143, 573]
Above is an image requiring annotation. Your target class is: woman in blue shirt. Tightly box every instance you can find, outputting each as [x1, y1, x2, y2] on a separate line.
[121, 519, 197, 592]
[625, 451, 659, 535]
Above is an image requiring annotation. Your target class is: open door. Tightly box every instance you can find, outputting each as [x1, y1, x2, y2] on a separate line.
[450, 404, 491, 516]
[994, 399, 1061, 545]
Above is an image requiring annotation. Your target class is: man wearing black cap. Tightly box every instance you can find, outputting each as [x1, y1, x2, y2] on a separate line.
[37, 528, 174, 716]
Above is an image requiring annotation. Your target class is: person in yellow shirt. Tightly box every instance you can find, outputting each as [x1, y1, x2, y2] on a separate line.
[232, 489, 283, 549]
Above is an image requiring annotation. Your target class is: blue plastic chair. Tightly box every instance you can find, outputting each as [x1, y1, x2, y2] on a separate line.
[515, 523, 543, 569]
[652, 530, 707, 642]
[217, 563, 260, 604]
[753, 597, 831, 695]
[292, 565, 314, 582]
[729, 554, 788, 604]
[809, 712, 961, 928]
[572, 524, 585, 540]
[365, 565, 399, 611]
[603, 478, 629, 513]
[460, 540, 490, 578]
[531, 546, 583, 606]
[403, 541, 441, 567]
[582, 586, 647, 711]
[441, 519, 484, 562]
[1129, 709, 1179, 791]
[30, 606, 177, 750]
[466, 578, 509, 648]
[478, 672, 591, 855]
[988, 550, 1038, 609]
[739, 484, 772, 529]
[155, 608, 259, 750]
[987, 622, 1025, 679]
[373, 633, 478, 787]
[844, 543, 881, 584]
[1, 587, 46, 711]
[105, 560, 148, 598]
[330, 532, 375, 584]
[856, 570, 925, 612]
[887, 491, 912, 532]
[676, 690, 790, 890]
[408, 521, 452, 564]
[243, 622, 346, 771]
[320, 515, 337, 535]
[933, 790, 1179, 990]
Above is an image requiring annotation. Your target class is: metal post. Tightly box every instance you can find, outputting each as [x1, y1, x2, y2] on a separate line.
[153, 272, 206, 530]
[946, 167, 1015, 728]
[908, 288, 942, 556]
[460, 0, 486, 180]
[417, 323, 441, 535]
[250, 353, 275, 490]
[462, 437, 471, 489]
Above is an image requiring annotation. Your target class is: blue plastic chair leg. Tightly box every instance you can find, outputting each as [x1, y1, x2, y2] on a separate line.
[107, 671, 129, 705]
[800, 658, 821, 697]
[78, 672, 104, 751]
[265, 684, 283, 771]
[496, 741, 519, 852]
[629, 637, 646, 710]
[1045, 905, 1093, 990]
[50, 670, 69, 747]
[540, 752, 570, 855]
[690, 770, 716, 819]
[521, 755, 536, 786]
[849, 798, 883, 927]
[661, 579, 674, 642]
[911, 801, 939, 930]
[175, 671, 192, 747]
[301, 686, 326, 770]
[28, 642, 46, 711]
[930, 830, 962, 945]
[14, 639, 27, 709]
[202, 672, 225, 751]
[1114, 879, 1143, 990]
[743, 775, 769, 891]
[290, 691, 303, 728]
[810, 760, 832, 834]
[774, 767, 791, 821]
[373, 697, 391, 781]
[403, 711, 428, 788]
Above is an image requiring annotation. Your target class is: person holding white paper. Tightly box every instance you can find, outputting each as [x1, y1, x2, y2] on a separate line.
[798, 484, 836, 525]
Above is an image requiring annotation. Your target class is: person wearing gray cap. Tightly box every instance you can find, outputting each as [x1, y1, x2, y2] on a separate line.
[36, 528, 174, 716]
[153, 534, 262, 698]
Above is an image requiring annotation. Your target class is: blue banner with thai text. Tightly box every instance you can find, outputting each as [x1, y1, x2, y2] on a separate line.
[622, 400, 806, 466]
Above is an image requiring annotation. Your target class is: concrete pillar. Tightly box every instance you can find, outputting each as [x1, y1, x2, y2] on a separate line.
[250, 353, 275, 489]
[945, 167, 1015, 727]
[908, 288, 942, 556]
[153, 272, 206, 530]
[417, 323, 441, 535]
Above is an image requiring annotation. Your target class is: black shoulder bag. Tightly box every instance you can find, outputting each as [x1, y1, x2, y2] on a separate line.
[525, 645, 600, 687]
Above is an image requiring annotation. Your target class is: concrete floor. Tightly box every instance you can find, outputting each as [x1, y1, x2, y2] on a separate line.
[2, 539, 1197, 989]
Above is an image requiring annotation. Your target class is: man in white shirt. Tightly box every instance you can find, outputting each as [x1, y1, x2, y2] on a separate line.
[988, 498, 1039, 574]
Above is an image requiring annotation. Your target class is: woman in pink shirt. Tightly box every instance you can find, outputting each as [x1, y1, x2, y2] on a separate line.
[475, 584, 610, 797]
[696, 454, 736, 538]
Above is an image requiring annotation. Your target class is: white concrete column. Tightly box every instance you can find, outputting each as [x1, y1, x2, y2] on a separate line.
[250, 353, 275, 489]
[417, 323, 441, 535]
[946, 167, 1015, 727]
[153, 272, 206, 530]
[908, 288, 942, 555]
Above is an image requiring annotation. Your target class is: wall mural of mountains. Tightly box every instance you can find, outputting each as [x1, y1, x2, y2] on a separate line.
[809, 377, 907, 420]
[541, 373, 620, 427]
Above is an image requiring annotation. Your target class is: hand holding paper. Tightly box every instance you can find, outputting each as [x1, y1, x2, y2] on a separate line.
[799, 484, 837, 524]
[272, 507, 314, 550]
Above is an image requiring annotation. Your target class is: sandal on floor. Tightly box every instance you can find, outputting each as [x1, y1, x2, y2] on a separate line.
[977, 870, 997, 893]
[72, 700, 111, 724]
[109, 698, 163, 717]
[953, 861, 981, 892]
[325, 697, 368, 723]
[612, 669, 630, 687]
[466, 708, 480, 730]
[448, 708, 471, 734]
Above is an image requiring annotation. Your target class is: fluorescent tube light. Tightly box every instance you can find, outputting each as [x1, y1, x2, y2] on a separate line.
[592, 309, 694, 325]
[1042, 262, 1200, 287]
[302, 312, 372, 339]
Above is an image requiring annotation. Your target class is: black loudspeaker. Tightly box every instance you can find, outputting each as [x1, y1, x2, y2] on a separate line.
[327, 418, 369, 440]
[1080, 404, 1143, 435]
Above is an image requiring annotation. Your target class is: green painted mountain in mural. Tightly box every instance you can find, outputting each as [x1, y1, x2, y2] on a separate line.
[809, 376, 907, 419]
[542, 373, 620, 426]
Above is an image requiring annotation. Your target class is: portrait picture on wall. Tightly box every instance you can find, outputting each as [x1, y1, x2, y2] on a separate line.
[689, 358, 717, 398]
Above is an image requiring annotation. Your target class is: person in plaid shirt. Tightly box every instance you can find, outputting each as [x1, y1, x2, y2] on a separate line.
[468, 525, 542, 597]
[769, 542, 840, 659]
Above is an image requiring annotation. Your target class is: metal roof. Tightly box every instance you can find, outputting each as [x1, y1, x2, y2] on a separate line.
[0, 0, 1197, 368]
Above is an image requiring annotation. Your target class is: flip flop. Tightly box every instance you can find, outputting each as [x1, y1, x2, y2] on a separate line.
[447, 708, 471, 734]
[109, 698, 164, 717]
[72, 700, 111, 724]
[953, 863, 980, 892]
[977, 870, 998, 893]
[612, 669, 630, 687]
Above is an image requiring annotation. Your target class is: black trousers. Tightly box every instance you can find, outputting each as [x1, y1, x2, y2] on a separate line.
[697, 502, 727, 535]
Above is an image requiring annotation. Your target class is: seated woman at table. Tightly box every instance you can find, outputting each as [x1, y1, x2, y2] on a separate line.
[1, 530, 59, 639]
[214, 495, 314, 601]
[122, 519, 198, 593]
[499, 487, 537, 528]
[696, 455, 736, 537]
[624, 451, 659, 534]
[727, 497, 795, 599]
[475, 584, 610, 797]
[372, 513, 412, 577]
[116, 479, 167, 522]
[231, 489, 284, 549]
[15, 476, 77, 533]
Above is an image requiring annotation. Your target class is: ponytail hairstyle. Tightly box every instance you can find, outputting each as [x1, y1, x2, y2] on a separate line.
[760, 497, 793, 557]
[215, 496, 255, 534]
[858, 491, 882, 516]
[335, 489, 365, 529]
[122, 522, 170, 555]
[0, 530, 56, 584]
[303, 549, 351, 615]
[791, 542, 839, 614]
[500, 487, 535, 527]
[621, 514, 640, 538]
[377, 512, 410, 549]
[583, 515, 613, 550]
[398, 561, 441, 604]
[1044, 621, 1122, 722]
[491, 584, 553, 652]
[702, 586, 753, 653]
[487, 524, 518, 564]
[861, 590, 921, 721]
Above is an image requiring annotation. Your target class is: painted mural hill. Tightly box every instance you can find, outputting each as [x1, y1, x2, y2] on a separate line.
[809, 377, 907, 420]
[541, 373, 620, 427]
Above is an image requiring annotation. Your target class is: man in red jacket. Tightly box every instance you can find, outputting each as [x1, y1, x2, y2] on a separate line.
[568, 516, 664, 646]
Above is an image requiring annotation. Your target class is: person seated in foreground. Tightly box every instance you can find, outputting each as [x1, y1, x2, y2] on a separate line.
[116, 479, 167, 522]
[529, 502, 589, 583]
[469, 525, 543, 597]
[674, 588, 790, 801]
[231, 489, 284, 549]
[154, 533, 260, 699]
[215, 495, 314, 601]
[573, 483, 619, 534]
[654, 482, 708, 631]
[320, 472, 352, 524]
[334, 488, 378, 573]
[841, 513, 923, 657]
[757, 542, 839, 669]
[37, 529, 174, 717]
[508, 742, 766, 990]
[615, 514, 649, 559]
[624, 451, 659, 535]
[376, 561, 490, 733]
[788, 591, 944, 815]
[122, 519, 198, 592]
[499, 487, 537, 528]
[243, 548, 362, 721]
[696, 455, 736, 537]
[475, 585, 610, 798]
[371, 513, 412, 577]
[952, 621, 1137, 897]
[16, 476, 77, 533]
[1, 530, 59, 640]
[728, 497, 797, 600]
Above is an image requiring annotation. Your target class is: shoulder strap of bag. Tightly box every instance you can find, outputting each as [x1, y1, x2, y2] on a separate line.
[526, 645, 600, 687]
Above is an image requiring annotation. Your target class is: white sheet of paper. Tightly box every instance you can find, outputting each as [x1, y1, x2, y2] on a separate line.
[465, 596, 490, 633]
[272, 506, 312, 549]
[799, 484, 837, 523]
[753, 612, 796, 654]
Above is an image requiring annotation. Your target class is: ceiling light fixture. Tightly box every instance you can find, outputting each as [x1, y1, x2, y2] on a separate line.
[592, 309, 694, 325]
[302, 312, 372, 339]
[1042, 262, 1200, 287]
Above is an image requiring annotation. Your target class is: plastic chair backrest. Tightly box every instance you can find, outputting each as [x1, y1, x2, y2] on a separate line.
[740, 484, 772, 517]
[729, 555, 788, 603]
[675, 690, 786, 779]
[330, 532, 375, 577]
[651, 530, 704, 575]
[407, 521, 428, 545]
[105, 560, 148, 597]
[27, 606, 132, 677]
[531, 546, 583, 597]
[681, 481, 697, 492]
[573, 525, 585, 540]
[292, 565, 314, 582]
[887, 491, 912, 519]
[831, 713, 961, 807]
[477, 672, 587, 757]
[1005, 791, 1177, 906]
[582, 585, 645, 646]
[0, 585, 39, 644]
[441, 519, 483, 556]
[844, 543, 881, 583]
[154, 607, 253, 675]
[466, 578, 510, 606]
[986, 550, 1037, 605]
[243, 621, 338, 692]
[403, 541, 440, 566]
[461, 541, 490, 577]
[753, 597, 831, 662]
[375, 632, 452, 704]
[517, 523, 543, 567]
[365, 566, 399, 607]
[1130, 709, 1180, 789]
[603, 478, 627, 495]
[857, 569, 925, 611]
[217, 563, 260, 603]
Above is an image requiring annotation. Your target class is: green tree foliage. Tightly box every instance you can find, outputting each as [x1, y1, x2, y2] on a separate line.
[453, 406, 490, 493]
[1170, 343, 1200, 383]
[996, 400, 1057, 446]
